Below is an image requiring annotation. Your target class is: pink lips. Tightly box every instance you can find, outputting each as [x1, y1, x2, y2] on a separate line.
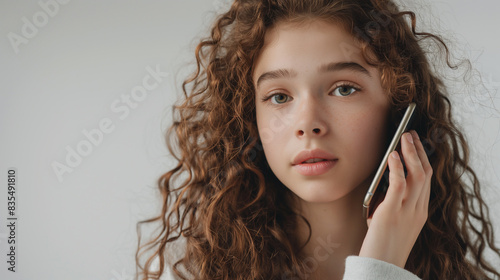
[292, 159, 337, 176]
[292, 149, 338, 176]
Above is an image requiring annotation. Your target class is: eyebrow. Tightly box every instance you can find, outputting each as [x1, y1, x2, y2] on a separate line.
[255, 62, 371, 89]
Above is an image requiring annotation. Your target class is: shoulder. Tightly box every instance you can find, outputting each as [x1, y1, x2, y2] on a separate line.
[343, 256, 421, 280]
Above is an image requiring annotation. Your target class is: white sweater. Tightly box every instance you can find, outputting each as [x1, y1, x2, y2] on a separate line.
[343, 256, 421, 279]
[159, 255, 421, 279]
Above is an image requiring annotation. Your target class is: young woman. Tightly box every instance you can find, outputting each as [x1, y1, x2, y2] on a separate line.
[136, 0, 500, 279]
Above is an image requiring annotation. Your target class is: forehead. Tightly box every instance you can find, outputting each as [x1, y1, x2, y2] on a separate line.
[252, 19, 369, 83]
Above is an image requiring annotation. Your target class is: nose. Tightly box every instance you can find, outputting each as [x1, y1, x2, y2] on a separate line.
[295, 95, 328, 138]
[297, 126, 324, 137]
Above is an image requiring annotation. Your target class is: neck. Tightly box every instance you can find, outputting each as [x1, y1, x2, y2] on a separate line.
[292, 182, 369, 280]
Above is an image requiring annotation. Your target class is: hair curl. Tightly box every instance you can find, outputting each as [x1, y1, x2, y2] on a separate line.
[136, 0, 500, 279]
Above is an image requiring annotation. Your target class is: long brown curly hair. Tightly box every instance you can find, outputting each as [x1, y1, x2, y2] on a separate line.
[136, 0, 500, 279]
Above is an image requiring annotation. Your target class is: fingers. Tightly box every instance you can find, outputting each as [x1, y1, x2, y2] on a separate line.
[384, 150, 406, 210]
[400, 131, 426, 205]
[400, 130, 432, 217]
[410, 131, 432, 172]
[410, 130, 433, 210]
[384, 130, 432, 215]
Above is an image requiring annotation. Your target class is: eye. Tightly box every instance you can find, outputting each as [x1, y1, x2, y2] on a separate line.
[331, 83, 359, 97]
[271, 94, 289, 104]
[262, 93, 290, 105]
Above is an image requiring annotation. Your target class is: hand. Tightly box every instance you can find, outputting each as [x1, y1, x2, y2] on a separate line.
[358, 130, 433, 268]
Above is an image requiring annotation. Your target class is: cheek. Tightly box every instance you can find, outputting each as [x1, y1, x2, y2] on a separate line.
[256, 109, 293, 169]
[344, 110, 390, 161]
[256, 109, 293, 146]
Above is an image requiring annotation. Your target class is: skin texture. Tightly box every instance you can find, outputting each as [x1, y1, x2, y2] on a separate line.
[253, 19, 432, 279]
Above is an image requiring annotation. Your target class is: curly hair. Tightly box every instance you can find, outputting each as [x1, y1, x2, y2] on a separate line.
[136, 0, 500, 279]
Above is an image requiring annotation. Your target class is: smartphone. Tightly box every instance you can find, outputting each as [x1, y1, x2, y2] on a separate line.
[363, 102, 416, 218]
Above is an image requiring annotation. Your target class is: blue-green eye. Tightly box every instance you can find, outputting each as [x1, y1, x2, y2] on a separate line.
[332, 85, 357, 96]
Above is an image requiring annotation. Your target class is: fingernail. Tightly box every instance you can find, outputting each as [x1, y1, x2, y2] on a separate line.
[391, 151, 399, 159]
[405, 133, 414, 144]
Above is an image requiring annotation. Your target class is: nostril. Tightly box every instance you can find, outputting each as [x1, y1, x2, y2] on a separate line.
[313, 128, 320, 134]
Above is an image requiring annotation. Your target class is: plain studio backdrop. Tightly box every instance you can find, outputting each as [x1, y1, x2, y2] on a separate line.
[1, 0, 499, 279]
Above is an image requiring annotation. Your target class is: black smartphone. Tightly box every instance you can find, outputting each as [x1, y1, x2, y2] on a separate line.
[363, 102, 416, 218]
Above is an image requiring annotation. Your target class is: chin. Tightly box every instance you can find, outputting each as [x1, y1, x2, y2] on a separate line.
[285, 178, 368, 205]
[291, 185, 353, 204]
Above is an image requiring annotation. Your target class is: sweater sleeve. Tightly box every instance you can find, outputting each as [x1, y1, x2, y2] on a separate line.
[343, 256, 421, 280]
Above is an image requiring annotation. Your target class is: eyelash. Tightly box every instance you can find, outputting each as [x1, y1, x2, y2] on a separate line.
[260, 82, 362, 106]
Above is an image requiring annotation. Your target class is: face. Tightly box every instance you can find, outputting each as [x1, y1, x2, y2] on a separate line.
[253, 19, 391, 203]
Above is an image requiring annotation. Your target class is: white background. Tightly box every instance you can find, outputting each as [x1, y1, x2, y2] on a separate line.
[1, 0, 499, 279]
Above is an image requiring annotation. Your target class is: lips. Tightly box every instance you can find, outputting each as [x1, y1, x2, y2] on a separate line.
[293, 159, 337, 176]
[292, 149, 337, 166]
